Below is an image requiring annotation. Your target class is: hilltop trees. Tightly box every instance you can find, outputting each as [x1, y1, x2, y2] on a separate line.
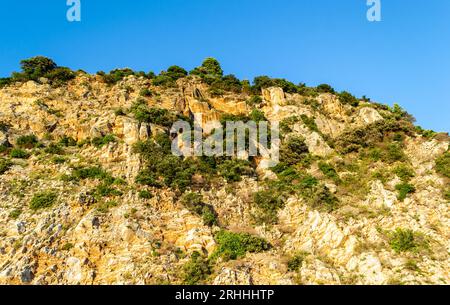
[190, 57, 224, 80]
[190, 58, 243, 95]
[152, 65, 188, 87]
[18, 57, 57, 79]
[251, 76, 299, 94]
[0, 56, 373, 109]
[5, 56, 76, 86]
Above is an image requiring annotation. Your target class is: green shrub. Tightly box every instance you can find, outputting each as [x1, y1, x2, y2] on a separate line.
[190, 58, 223, 81]
[280, 116, 301, 134]
[59, 136, 77, 147]
[134, 134, 251, 191]
[9, 209, 22, 219]
[444, 189, 450, 201]
[211, 230, 270, 261]
[287, 252, 308, 272]
[435, 152, 450, 178]
[52, 156, 67, 164]
[404, 259, 420, 272]
[11, 56, 75, 85]
[182, 251, 212, 285]
[167, 65, 188, 79]
[114, 108, 126, 116]
[217, 159, 254, 182]
[335, 120, 414, 154]
[91, 134, 117, 148]
[384, 143, 407, 163]
[30, 191, 58, 211]
[208, 87, 225, 97]
[316, 84, 335, 94]
[70, 166, 109, 181]
[297, 84, 319, 97]
[318, 162, 340, 183]
[254, 189, 285, 224]
[16, 135, 38, 148]
[395, 183, 416, 201]
[181, 192, 203, 210]
[251, 76, 298, 94]
[0, 144, 9, 154]
[152, 74, 176, 87]
[152, 65, 187, 87]
[18, 56, 56, 78]
[210, 74, 243, 94]
[45, 67, 76, 86]
[389, 104, 416, 123]
[393, 165, 415, 182]
[302, 98, 321, 109]
[364, 147, 382, 161]
[415, 126, 436, 139]
[10, 148, 29, 159]
[247, 95, 263, 106]
[138, 190, 153, 199]
[181, 192, 218, 227]
[44, 143, 65, 155]
[219, 74, 243, 91]
[248, 109, 266, 123]
[300, 115, 319, 132]
[134, 138, 208, 192]
[94, 183, 123, 199]
[309, 184, 339, 212]
[0, 158, 12, 174]
[256, 166, 326, 223]
[280, 136, 309, 165]
[203, 73, 244, 96]
[61, 243, 74, 251]
[388, 228, 427, 253]
[139, 88, 153, 97]
[101, 68, 136, 85]
[338, 91, 359, 107]
[393, 133, 404, 142]
[0, 77, 12, 88]
[251, 76, 274, 93]
[201, 205, 218, 227]
[130, 100, 178, 127]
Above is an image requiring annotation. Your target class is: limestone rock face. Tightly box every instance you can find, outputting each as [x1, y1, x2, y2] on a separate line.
[0, 75, 448, 285]
[213, 267, 253, 285]
[262, 87, 286, 109]
[356, 107, 383, 126]
[292, 123, 333, 157]
[365, 180, 398, 209]
[405, 137, 449, 174]
[90, 116, 113, 139]
[282, 207, 347, 255]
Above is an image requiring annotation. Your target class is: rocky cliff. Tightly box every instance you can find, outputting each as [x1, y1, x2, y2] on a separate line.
[0, 60, 449, 285]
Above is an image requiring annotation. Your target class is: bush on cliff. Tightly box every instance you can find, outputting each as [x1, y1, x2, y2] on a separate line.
[0, 158, 12, 175]
[435, 151, 450, 178]
[11, 56, 75, 85]
[181, 192, 218, 227]
[30, 191, 58, 211]
[182, 251, 212, 285]
[211, 230, 271, 261]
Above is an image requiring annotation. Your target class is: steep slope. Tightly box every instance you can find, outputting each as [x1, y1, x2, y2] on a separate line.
[0, 59, 449, 285]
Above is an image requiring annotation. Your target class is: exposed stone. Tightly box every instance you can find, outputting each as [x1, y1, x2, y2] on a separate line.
[20, 266, 34, 283]
[0, 74, 448, 286]
[356, 107, 383, 126]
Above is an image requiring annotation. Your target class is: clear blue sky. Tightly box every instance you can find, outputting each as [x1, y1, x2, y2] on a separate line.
[1, 0, 449, 131]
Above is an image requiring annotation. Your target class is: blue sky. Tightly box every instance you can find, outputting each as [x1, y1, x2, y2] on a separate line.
[0, 0, 449, 131]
